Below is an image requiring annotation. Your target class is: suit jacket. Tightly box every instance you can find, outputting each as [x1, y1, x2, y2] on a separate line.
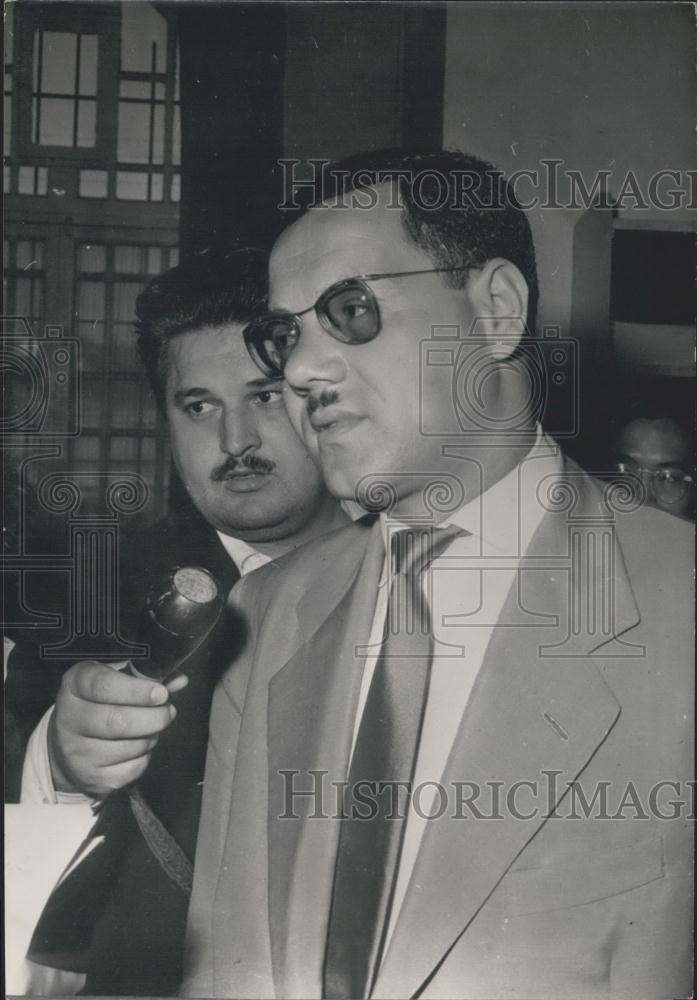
[183, 462, 694, 1000]
[15, 506, 241, 996]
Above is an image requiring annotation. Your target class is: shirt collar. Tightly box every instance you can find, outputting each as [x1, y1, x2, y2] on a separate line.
[216, 531, 272, 577]
[379, 424, 562, 558]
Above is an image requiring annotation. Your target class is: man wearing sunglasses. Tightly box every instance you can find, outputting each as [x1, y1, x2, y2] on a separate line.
[185, 150, 693, 1000]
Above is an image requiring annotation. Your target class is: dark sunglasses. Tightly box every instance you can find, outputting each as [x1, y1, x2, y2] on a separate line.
[243, 267, 469, 378]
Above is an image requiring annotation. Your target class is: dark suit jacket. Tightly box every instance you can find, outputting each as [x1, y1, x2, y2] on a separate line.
[183, 462, 693, 999]
[9, 506, 241, 996]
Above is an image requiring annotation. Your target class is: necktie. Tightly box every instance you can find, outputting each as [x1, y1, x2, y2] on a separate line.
[323, 523, 463, 1000]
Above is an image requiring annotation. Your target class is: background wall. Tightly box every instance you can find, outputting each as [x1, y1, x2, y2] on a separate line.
[284, 3, 445, 165]
[442, 1, 694, 332]
[177, 3, 285, 254]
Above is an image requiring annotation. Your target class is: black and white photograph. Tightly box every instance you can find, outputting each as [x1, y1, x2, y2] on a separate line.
[3, 2, 695, 998]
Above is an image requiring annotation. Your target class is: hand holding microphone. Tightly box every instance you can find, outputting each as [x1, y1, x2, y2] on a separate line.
[47, 567, 223, 797]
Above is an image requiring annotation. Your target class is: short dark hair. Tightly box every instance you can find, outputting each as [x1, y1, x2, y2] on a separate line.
[135, 246, 268, 412]
[290, 147, 539, 336]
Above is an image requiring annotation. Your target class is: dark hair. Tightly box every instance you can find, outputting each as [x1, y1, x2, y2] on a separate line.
[291, 147, 539, 336]
[135, 246, 268, 412]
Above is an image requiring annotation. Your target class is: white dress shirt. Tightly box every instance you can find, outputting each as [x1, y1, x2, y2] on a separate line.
[350, 426, 561, 951]
[216, 530, 273, 577]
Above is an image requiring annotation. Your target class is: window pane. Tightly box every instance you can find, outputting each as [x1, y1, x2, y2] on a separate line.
[113, 282, 141, 323]
[38, 97, 74, 146]
[141, 397, 158, 431]
[116, 171, 149, 200]
[114, 246, 141, 273]
[32, 280, 43, 316]
[152, 104, 164, 164]
[168, 247, 179, 268]
[121, 3, 167, 74]
[150, 173, 163, 201]
[15, 278, 33, 316]
[78, 244, 106, 272]
[79, 34, 98, 96]
[36, 167, 47, 195]
[109, 436, 139, 466]
[141, 436, 156, 462]
[155, 82, 165, 100]
[119, 80, 150, 99]
[16, 241, 42, 269]
[81, 380, 103, 429]
[72, 435, 100, 464]
[112, 330, 141, 371]
[17, 166, 35, 194]
[172, 105, 181, 165]
[41, 32, 77, 94]
[4, 95, 11, 156]
[16, 241, 32, 268]
[118, 102, 151, 163]
[76, 321, 105, 372]
[33, 31, 39, 92]
[4, 165, 10, 194]
[9, 278, 39, 321]
[79, 169, 108, 198]
[147, 247, 162, 274]
[112, 380, 142, 427]
[77, 281, 105, 320]
[4, 3, 13, 65]
[77, 99, 96, 147]
[171, 174, 180, 202]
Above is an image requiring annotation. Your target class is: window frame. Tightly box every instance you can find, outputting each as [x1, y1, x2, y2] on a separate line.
[12, 3, 119, 165]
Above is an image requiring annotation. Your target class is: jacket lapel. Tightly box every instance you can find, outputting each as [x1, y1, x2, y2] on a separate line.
[373, 469, 640, 999]
[267, 518, 384, 998]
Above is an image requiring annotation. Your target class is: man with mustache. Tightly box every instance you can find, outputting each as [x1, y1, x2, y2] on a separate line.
[15, 247, 348, 995]
[184, 150, 693, 999]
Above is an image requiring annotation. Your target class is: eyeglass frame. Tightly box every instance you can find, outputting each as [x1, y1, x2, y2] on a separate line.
[243, 266, 471, 378]
[616, 460, 694, 501]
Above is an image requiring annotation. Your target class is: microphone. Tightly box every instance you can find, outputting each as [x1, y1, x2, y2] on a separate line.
[126, 566, 224, 682]
[26, 565, 226, 972]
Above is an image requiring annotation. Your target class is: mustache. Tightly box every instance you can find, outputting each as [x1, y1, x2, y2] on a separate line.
[307, 389, 340, 416]
[211, 452, 275, 481]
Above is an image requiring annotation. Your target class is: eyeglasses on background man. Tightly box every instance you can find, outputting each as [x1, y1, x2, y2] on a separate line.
[614, 416, 694, 519]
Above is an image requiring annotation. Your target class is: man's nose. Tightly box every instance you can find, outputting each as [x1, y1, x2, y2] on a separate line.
[284, 317, 348, 394]
[219, 409, 261, 456]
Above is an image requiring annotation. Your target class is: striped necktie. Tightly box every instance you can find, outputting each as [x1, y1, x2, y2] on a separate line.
[323, 523, 463, 1000]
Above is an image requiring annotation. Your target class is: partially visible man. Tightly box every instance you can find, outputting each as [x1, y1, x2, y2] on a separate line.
[185, 151, 693, 1000]
[614, 415, 694, 519]
[13, 247, 348, 995]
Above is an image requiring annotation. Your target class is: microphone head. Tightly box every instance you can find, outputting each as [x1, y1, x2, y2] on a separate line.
[129, 566, 225, 681]
[146, 566, 223, 637]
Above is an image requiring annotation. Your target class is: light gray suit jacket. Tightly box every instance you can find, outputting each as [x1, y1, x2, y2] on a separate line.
[183, 463, 693, 999]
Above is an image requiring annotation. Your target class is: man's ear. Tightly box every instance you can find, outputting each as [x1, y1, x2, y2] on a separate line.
[465, 259, 529, 359]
